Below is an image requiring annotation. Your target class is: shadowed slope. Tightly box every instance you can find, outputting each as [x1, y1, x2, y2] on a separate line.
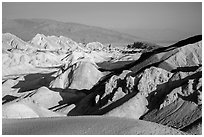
[67, 35, 202, 116]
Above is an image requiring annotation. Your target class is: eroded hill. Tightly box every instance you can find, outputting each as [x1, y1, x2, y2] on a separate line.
[2, 33, 202, 135]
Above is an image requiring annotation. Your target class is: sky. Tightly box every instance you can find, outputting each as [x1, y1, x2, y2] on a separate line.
[2, 2, 202, 42]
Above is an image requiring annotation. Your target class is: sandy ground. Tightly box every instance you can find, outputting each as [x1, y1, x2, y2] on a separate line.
[2, 116, 186, 135]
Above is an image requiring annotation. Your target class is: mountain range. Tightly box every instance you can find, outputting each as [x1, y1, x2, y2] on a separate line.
[3, 18, 142, 45]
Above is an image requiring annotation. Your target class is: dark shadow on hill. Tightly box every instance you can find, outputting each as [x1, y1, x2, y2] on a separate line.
[140, 69, 202, 129]
[67, 35, 202, 116]
[56, 35, 202, 116]
[97, 35, 201, 72]
[97, 60, 134, 71]
[2, 95, 18, 105]
[91, 91, 138, 115]
[93, 66, 202, 116]
[12, 72, 56, 93]
[180, 117, 202, 134]
[141, 97, 202, 129]
[47, 87, 88, 112]
[67, 83, 107, 116]
[35, 65, 64, 70]
[171, 65, 202, 73]
[145, 70, 201, 111]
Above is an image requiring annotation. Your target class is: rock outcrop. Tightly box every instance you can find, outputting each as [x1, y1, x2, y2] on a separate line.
[50, 61, 103, 90]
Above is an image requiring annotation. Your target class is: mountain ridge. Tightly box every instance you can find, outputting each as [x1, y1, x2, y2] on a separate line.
[3, 18, 142, 44]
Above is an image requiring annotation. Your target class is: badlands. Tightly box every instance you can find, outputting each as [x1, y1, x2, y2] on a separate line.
[2, 32, 202, 135]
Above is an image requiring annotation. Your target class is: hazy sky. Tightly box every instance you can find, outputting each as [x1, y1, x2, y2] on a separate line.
[2, 2, 202, 42]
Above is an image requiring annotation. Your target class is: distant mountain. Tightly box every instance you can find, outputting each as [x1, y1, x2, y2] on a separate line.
[2, 18, 141, 44]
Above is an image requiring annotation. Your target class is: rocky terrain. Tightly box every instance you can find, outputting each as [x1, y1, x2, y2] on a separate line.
[2, 32, 202, 135]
